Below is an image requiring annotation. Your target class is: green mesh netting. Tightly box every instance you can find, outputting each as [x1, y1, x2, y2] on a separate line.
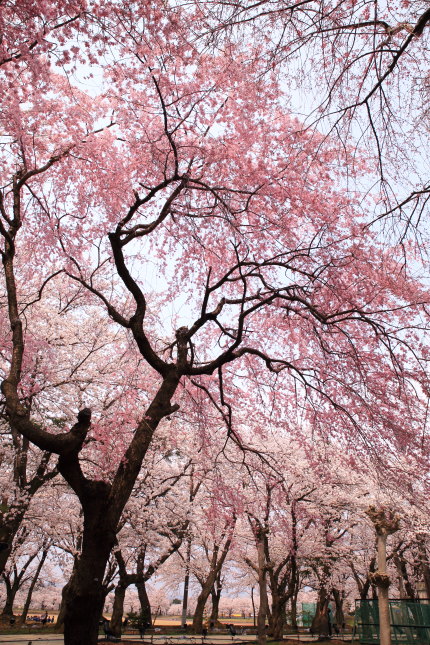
[301, 602, 317, 628]
[354, 599, 430, 644]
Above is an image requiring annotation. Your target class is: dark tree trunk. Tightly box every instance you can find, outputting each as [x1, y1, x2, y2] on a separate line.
[0, 547, 11, 580]
[256, 533, 269, 645]
[62, 517, 115, 645]
[210, 572, 222, 622]
[210, 593, 220, 622]
[181, 537, 192, 627]
[137, 580, 152, 627]
[0, 519, 21, 577]
[290, 581, 299, 630]
[194, 567, 226, 632]
[310, 587, 330, 637]
[1, 578, 17, 617]
[110, 584, 127, 638]
[332, 588, 345, 632]
[394, 554, 416, 599]
[56, 528, 83, 635]
[251, 586, 256, 627]
[264, 498, 299, 640]
[418, 541, 430, 599]
[269, 595, 285, 639]
[56, 580, 70, 632]
[193, 586, 212, 633]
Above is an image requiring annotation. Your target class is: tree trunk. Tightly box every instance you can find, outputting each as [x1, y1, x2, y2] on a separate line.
[418, 541, 430, 599]
[62, 519, 115, 645]
[1, 578, 17, 617]
[210, 573, 222, 623]
[110, 583, 127, 638]
[257, 536, 268, 645]
[251, 586, 256, 627]
[0, 525, 16, 578]
[332, 588, 345, 633]
[56, 583, 68, 632]
[192, 530, 234, 634]
[366, 507, 400, 645]
[210, 590, 220, 622]
[193, 585, 212, 633]
[137, 580, 152, 627]
[56, 574, 74, 633]
[375, 532, 392, 645]
[181, 537, 191, 627]
[18, 549, 48, 625]
[0, 546, 11, 580]
[269, 595, 285, 640]
[393, 548, 417, 600]
[290, 585, 298, 631]
[310, 586, 330, 637]
[0, 508, 28, 577]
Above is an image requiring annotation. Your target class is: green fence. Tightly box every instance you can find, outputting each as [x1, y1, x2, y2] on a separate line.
[301, 602, 316, 628]
[354, 599, 430, 644]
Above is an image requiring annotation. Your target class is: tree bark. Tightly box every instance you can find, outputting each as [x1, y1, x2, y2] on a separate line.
[181, 537, 192, 627]
[256, 534, 269, 645]
[366, 506, 400, 645]
[1, 576, 17, 617]
[55, 578, 70, 633]
[332, 587, 345, 632]
[418, 540, 430, 599]
[264, 496, 299, 640]
[269, 593, 286, 639]
[193, 589, 211, 633]
[310, 585, 330, 637]
[290, 578, 299, 631]
[375, 531, 391, 645]
[137, 580, 152, 627]
[110, 583, 127, 638]
[62, 513, 115, 645]
[251, 586, 256, 627]
[0, 515, 23, 577]
[210, 572, 222, 623]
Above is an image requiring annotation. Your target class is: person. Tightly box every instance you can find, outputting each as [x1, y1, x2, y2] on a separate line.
[41, 612, 48, 626]
[202, 627, 208, 638]
[103, 617, 115, 641]
[138, 618, 150, 640]
[228, 624, 237, 637]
